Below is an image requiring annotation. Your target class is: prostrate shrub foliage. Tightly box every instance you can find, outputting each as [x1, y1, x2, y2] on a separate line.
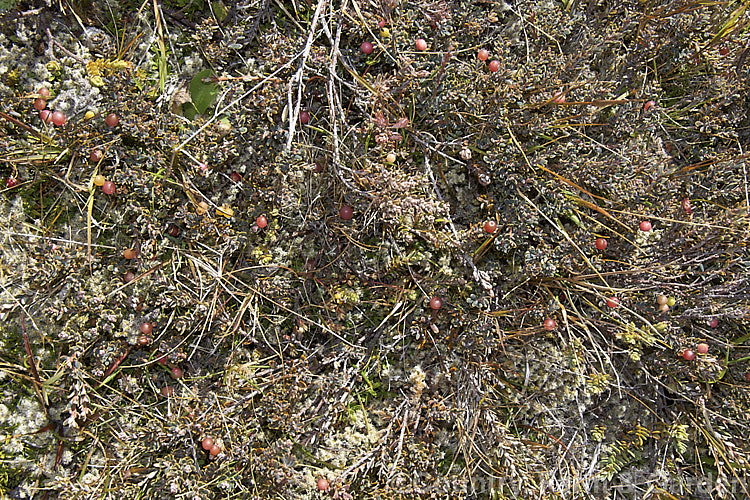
[0, 0, 748, 498]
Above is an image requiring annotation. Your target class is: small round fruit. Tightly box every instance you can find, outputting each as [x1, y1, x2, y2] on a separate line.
[656, 295, 668, 305]
[682, 349, 696, 361]
[385, 153, 396, 164]
[477, 48, 489, 61]
[6, 177, 18, 188]
[639, 220, 652, 232]
[299, 111, 310, 124]
[484, 220, 497, 233]
[696, 343, 709, 354]
[51, 110, 66, 126]
[137, 335, 150, 346]
[681, 198, 692, 214]
[34, 98, 46, 111]
[84, 110, 95, 120]
[230, 171, 242, 183]
[93, 175, 106, 186]
[595, 238, 607, 250]
[360, 41, 374, 54]
[658, 303, 669, 313]
[317, 477, 329, 491]
[606, 297, 619, 308]
[38, 87, 50, 98]
[378, 19, 386, 28]
[709, 318, 719, 328]
[160, 386, 174, 397]
[140, 322, 153, 335]
[553, 92, 566, 104]
[90, 149, 103, 162]
[643, 100, 656, 112]
[202, 438, 214, 451]
[124, 271, 135, 283]
[488, 60, 500, 72]
[123, 248, 137, 260]
[415, 38, 427, 51]
[102, 181, 116, 194]
[429, 297, 442, 310]
[666, 296, 676, 307]
[256, 215, 268, 228]
[171, 367, 183, 379]
[209, 444, 221, 456]
[745, 371, 750, 382]
[719, 46, 730, 56]
[167, 224, 181, 237]
[543, 318, 556, 331]
[40, 109, 52, 123]
[105, 113, 119, 127]
[339, 205, 353, 220]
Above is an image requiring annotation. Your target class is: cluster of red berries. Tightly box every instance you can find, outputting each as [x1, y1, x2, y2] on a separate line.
[477, 49, 500, 72]
[682, 342, 710, 361]
[34, 87, 67, 126]
[201, 437, 223, 456]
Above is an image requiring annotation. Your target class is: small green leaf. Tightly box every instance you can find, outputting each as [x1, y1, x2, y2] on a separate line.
[189, 69, 219, 115]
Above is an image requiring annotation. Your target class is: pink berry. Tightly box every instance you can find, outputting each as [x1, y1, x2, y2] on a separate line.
[378, 19, 386, 28]
[299, 111, 310, 124]
[696, 343, 709, 354]
[360, 41, 374, 55]
[102, 181, 116, 195]
[339, 205, 353, 220]
[429, 297, 442, 310]
[38, 87, 50, 98]
[105, 113, 119, 127]
[606, 297, 619, 308]
[719, 46, 730, 56]
[682, 349, 696, 361]
[595, 238, 607, 250]
[6, 177, 18, 188]
[34, 98, 46, 111]
[256, 215, 268, 228]
[477, 49, 489, 61]
[709, 318, 719, 328]
[745, 372, 750, 382]
[543, 318, 556, 331]
[40, 109, 52, 123]
[553, 92, 566, 104]
[202, 438, 214, 451]
[484, 220, 497, 233]
[415, 38, 427, 51]
[317, 477, 329, 491]
[51, 110, 66, 126]
[488, 60, 500, 72]
[209, 444, 221, 456]
[170, 367, 183, 379]
[90, 149, 103, 162]
[230, 172, 242, 182]
[681, 198, 692, 214]
[644, 100, 656, 112]
[639, 220, 652, 232]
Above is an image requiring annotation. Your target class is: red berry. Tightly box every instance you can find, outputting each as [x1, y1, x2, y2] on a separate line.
[167, 224, 181, 237]
[378, 19, 386, 28]
[256, 215, 268, 228]
[202, 438, 214, 451]
[124, 271, 135, 282]
[38, 87, 50, 98]
[719, 46, 730, 56]
[209, 444, 221, 456]
[595, 238, 607, 250]
[639, 220, 652, 232]
[543, 318, 556, 331]
[696, 343, 709, 354]
[157, 356, 167, 365]
[230, 171, 242, 182]
[90, 149, 103, 162]
[553, 92, 566, 104]
[102, 181, 116, 194]
[360, 41, 374, 55]
[415, 38, 427, 51]
[429, 297, 442, 310]
[51, 110, 66, 126]
[484, 220, 497, 233]
[40, 109, 52, 123]
[745, 372, 750, 382]
[160, 386, 175, 397]
[171, 367, 183, 379]
[606, 297, 619, 308]
[643, 100, 656, 112]
[709, 318, 719, 328]
[681, 198, 692, 214]
[477, 49, 489, 61]
[488, 60, 500, 72]
[6, 177, 18, 188]
[34, 98, 46, 111]
[339, 205, 353, 220]
[123, 248, 137, 260]
[137, 335, 150, 346]
[299, 111, 310, 124]
[105, 113, 119, 127]
[682, 349, 696, 361]
[140, 322, 153, 335]
[317, 477, 329, 491]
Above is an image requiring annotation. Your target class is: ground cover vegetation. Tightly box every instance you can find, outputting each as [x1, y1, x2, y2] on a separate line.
[0, 0, 749, 498]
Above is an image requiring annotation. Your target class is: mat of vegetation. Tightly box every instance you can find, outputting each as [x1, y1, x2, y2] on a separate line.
[1, 0, 749, 498]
